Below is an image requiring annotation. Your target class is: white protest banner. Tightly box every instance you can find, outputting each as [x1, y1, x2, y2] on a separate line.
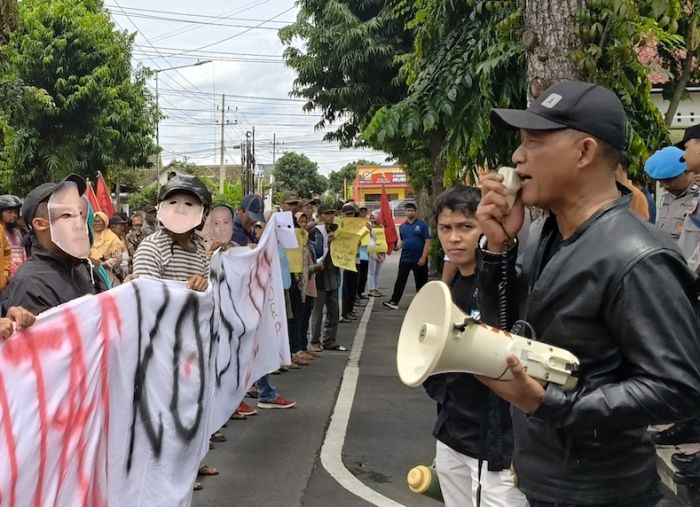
[0, 212, 292, 507]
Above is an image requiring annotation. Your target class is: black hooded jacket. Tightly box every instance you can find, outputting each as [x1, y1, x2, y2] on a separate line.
[477, 194, 700, 505]
[3, 238, 107, 315]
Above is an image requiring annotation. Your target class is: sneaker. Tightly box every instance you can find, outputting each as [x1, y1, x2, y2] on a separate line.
[383, 301, 399, 310]
[258, 395, 296, 409]
[237, 401, 258, 416]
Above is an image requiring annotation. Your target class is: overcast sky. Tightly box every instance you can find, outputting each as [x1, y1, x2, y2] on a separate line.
[106, 0, 390, 175]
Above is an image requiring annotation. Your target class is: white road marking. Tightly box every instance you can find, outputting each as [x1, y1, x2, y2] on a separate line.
[320, 298, 407, 507]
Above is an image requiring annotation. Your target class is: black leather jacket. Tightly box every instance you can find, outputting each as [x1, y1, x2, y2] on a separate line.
[477, 195, 700, 505]
[3, 240, 107, 315]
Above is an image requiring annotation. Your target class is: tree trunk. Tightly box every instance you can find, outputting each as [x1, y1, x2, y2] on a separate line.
[665, 50, 695, 127]
[429, 130, 445, 198]
[524, 0, 585, 101]
[0, 0, 18, 45]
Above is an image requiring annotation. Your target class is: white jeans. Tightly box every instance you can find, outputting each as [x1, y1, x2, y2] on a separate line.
[367, 256, 383, 291]
[435, 440, 526, 507]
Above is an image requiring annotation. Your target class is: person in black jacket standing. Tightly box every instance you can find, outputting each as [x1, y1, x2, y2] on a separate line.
[4, 175, 108, 315]
[475, 81, 700, 507]
[424, 185, 524, 506]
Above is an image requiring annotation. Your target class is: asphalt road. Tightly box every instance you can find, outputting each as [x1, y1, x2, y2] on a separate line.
[192, 255, 684, 507]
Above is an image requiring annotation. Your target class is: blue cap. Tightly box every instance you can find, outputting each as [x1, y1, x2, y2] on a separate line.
[241, 194, 264, 223]
[644, 146, 686, 180]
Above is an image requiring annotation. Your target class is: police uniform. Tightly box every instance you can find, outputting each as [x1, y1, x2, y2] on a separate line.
[656, 183, 700, 241]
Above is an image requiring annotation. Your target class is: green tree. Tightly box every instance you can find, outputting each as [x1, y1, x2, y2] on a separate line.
[0, 0, 158, 194]
[279, 0, 412, 147]
[656, 2, 700, 127]
[273, 152, 327, 198]
[366, 0, 682, 185]
[327, 159, 372, 195]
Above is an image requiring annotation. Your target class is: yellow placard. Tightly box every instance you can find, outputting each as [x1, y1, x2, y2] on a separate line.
[369, 227, 388, 254]
[286, 228, 308, 273]
[330, 230, 360, 272]
[340, 217, 368, 235]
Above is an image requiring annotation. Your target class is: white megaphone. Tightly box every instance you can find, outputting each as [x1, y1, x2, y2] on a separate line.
[397, 281, 579, 390]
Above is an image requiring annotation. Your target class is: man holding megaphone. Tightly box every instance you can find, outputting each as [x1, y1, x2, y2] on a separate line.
[476, 81, 700, 506]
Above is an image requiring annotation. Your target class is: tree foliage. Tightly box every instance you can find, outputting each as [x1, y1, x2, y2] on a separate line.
[0, 0, 158, 194]
[327, 159, 372, 195]
[284, 0, 691, 195]
[279, 0, 412, 147]
[273, 151, 327, 198]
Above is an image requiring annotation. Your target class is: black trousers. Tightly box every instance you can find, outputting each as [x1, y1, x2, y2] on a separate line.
[294, 295, 315, 353]
[342, 269, 358, 316]
[288, 283, 305, 353]
[390, 261, 429, 304]
[357, 260, 369, 296]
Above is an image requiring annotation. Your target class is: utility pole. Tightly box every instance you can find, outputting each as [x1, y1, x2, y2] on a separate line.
[219, 94, 225, 193]
[251, 126, 256, 195]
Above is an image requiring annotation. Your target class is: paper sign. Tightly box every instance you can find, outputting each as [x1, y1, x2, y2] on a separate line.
[369, 227, 388, 254]
[330, 230, 360, 272]
[340, 217, 368, 235]
[286, 228, 308, 273]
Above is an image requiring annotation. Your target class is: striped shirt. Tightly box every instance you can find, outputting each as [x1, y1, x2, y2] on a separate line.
[132, 230, 209, 282]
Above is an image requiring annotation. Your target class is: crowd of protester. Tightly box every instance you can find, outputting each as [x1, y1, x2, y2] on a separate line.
[2, 81, 700, 505]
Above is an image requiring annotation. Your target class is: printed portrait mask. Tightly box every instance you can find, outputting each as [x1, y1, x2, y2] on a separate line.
[47, 182, 91, 259]
[207, 206, 233, 244]
[157, 193, 204, 234]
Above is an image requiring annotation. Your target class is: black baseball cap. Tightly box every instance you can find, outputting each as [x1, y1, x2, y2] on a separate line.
[317, 203, 334, 214]
[22, 174, 86, 226]
[143, 204, 157, 213]
[109, 215, 128, 226]
[675, 124, 700, 150]
[491, 81, 627, 150]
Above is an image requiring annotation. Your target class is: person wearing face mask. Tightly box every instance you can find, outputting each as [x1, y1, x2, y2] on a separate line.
[131, 174, 218, 488]
[132, 175, 210, 291]
[3, 175, 109, 315]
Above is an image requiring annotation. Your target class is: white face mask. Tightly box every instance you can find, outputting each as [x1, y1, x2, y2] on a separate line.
[47, 182, 91, 259]
[157, 193, 204, 234]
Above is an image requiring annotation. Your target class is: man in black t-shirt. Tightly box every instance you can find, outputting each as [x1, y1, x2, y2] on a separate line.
[423, 185, 524, 507]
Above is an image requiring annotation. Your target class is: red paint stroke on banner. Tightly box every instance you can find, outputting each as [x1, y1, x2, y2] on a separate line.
[0, 296, 121, 507]
[0, 369, 18, 507]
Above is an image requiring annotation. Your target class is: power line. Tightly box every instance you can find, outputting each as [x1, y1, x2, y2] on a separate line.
[104, 3, 292, 24]
[155, 88, 304, 103]
[107, 9, 286, 31]
[162, 6, 296, 57]
[125, 0, 277, 44]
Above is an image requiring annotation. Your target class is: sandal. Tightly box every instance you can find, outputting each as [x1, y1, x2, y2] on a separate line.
[210, 431, 226, 443]
[198, 465, 219, 476]
[193, 482, 203, 491]
[309, 344, 323, 352]
[230, 412, 247, 420]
